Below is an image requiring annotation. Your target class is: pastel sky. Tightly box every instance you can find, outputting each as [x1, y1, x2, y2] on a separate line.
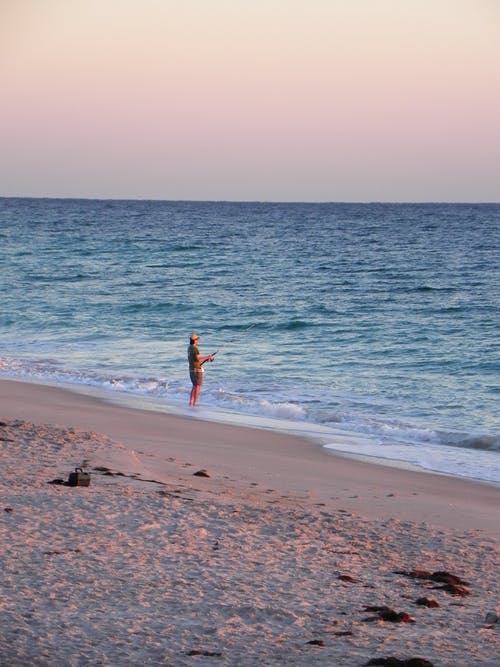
[1, 0, 499, 201]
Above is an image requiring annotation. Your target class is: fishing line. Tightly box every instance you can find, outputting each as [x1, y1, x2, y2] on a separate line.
[202, 322, 257, 365]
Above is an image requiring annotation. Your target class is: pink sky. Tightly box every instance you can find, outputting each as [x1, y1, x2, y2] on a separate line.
[1, 0, 499, 201]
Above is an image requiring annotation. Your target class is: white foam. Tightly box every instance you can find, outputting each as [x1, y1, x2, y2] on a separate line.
[324, 438, 500, 484]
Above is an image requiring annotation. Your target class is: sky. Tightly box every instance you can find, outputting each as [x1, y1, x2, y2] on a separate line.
[1, 0, 499, 202]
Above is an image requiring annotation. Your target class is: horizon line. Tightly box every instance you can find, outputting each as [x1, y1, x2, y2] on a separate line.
[1, 195, 499, 206]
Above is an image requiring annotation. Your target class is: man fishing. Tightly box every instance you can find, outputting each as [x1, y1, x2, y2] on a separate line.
[187, 333, 214, 406]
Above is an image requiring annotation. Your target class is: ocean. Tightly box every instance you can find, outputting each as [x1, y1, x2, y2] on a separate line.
[1, 198, 499, 484]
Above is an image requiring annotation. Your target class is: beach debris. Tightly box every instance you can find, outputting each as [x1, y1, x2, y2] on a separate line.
[187, 649, 222, 657]
[338, 574, 357, 582]
[394, 569, 471, 596]
[362, 606, 415, 623]
[427, 571, 469, 586]
[193, 469, 210, 478]
[48, 478, 66, 485]
[92, 467, 165, 486]
[305, 639, 325, 647]
[158, 488, 195, 501]
[484, 611, 499, 625]
[4, 506, 14, 513]
[415, 597, 440, 608]
[431, 582, 470, 596]
[364, 658, 435, 667]
[334, 630, 354, 636]
[394, 569, 469, 586]
[43, 548, 81, 556]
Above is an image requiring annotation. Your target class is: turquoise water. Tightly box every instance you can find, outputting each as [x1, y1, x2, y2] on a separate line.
[1, 198, 499, 483]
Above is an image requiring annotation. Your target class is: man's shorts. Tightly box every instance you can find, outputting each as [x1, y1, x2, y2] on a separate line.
[190, 369, 204, 387]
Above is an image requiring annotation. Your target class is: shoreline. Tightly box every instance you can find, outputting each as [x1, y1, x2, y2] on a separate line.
[1, 377, 499, 537]
[5, 373, 500, 481]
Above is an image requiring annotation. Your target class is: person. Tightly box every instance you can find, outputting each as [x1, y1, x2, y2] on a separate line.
[187, 333, 214, 406]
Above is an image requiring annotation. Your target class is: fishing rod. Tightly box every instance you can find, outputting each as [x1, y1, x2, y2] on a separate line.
[201, 323, 257, 364]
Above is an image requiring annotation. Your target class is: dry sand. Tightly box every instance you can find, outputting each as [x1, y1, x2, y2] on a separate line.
[0, 378, 498, 666]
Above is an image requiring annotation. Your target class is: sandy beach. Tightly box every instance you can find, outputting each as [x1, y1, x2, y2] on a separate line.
[1, 378, 498, 666]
